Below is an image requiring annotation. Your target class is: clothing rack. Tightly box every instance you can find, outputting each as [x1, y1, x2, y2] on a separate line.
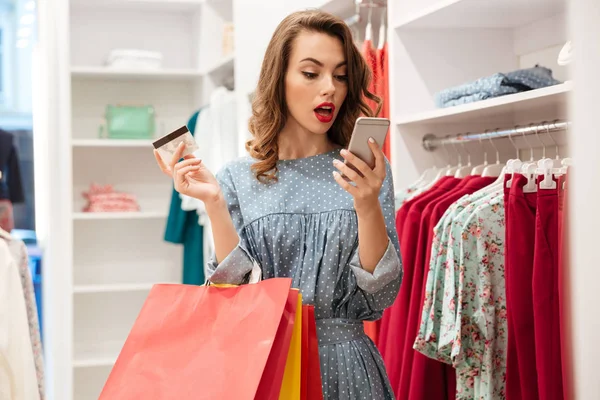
[355, 0, 387, 8]
[344, 0, 387, 26]
[422, 120, 571, 151]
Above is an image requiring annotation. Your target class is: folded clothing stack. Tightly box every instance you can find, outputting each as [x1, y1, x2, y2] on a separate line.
[434, 65, 562, 108]
[106, 49, 163, 70]
[82, 184, 140, 212]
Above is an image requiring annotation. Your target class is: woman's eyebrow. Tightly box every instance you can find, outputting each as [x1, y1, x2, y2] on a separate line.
[300, 58, 347, 68]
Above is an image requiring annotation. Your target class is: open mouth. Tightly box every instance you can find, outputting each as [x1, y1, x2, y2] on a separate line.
[314, 106, 333, 117]
[314, 103, 335, 123]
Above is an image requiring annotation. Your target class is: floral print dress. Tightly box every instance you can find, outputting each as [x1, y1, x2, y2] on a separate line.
[413, 189, 508, 400]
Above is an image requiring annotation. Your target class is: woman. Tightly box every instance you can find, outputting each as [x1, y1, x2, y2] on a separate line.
[155, 10, 402, 400]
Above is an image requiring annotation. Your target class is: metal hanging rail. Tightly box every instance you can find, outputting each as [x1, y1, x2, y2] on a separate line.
[422, 120, 571, 151]
[355, 0, 387, 8]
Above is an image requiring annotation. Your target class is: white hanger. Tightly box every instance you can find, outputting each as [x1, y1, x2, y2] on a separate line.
[470, 131, 488, 175]
[536, 158, 558, 190]
[454, 134, 473, 178]
[544, 120, 564, 168]
[558, 41, 573, 66]
[365, 1, 374, 43]
[377, 7, 386, 50]
[505, 127, 522, 189]
[520, 125, 540, 193]
[445, 135, 460, 176]
[521, 162, 537, 193]
[482, 129, 505, 177]
[560, 157, 573, 174]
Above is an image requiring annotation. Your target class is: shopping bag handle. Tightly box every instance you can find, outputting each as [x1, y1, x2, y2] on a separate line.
[205, 260, 262, 287]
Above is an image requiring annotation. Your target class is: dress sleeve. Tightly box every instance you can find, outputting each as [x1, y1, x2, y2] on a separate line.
[205, 165, 258, 285]
[347, 159, 403, 311]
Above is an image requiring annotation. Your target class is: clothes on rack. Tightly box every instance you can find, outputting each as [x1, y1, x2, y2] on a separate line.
[0, 129, 25, 232]
[379, 163, 570, 400]
[165, 86, 246, 285]
[179, 86, 240, 280]
[361, 28, 392, 344]
[361, 35, 391, 161]
[376, 41, 391, 160]
[0, 229, 43, 400]
[434, 66, 562, 108]
[164, 110, 206, 285]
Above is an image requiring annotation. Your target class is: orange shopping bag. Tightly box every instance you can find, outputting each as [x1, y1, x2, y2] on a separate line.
[256, 289, 301, 400]
[99, 278, 295, 400]
[279, 293, 303, 400]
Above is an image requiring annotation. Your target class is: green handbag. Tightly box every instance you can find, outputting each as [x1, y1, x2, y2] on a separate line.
[99, 105, 156, 139]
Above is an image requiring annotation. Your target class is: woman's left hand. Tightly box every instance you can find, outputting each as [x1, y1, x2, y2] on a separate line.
[333, 138, 386, 214]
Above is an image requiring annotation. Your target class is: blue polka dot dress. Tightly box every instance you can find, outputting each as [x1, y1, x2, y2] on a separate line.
[207, 149, 403, 400]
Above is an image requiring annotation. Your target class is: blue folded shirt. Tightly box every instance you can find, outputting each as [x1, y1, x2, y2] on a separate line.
[434, 66, 562, 108]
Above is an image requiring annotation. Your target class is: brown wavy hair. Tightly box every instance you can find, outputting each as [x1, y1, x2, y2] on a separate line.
[246, 9, 381, 183]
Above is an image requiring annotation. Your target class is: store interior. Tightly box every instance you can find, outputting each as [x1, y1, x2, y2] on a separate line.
[1, 0, 599, 399]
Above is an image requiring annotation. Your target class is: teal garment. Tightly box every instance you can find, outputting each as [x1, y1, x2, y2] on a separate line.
[164, 110, 205, 285]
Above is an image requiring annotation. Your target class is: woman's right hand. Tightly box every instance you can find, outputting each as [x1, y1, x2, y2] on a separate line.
[154, 142, 222, 205]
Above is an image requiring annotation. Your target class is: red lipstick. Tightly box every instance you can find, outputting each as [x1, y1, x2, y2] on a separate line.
[314, 102, 335, 123]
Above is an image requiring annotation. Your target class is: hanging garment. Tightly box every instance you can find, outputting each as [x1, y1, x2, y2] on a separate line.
[452, 194, 507, 399]
[533, 176, 564, 400]
[364, 42, 391, 343]
[402, 176, 495, 400]
[380, 176, 459, 389]
[0, 239, 40, 400]
[558, 176, 574, 400]
[3, 236, 45, 399]
[414, 190, 500, 361]
[375, 43, 391, 159]
[206, 151, 402, 399]
[0, 129, 25, 204]
[362, 39, 379, 116]
[180, 87, 239, 275]
[505, 174, 540, 400]
[0, 130, 25, 232]
[164, 111, 205, 285]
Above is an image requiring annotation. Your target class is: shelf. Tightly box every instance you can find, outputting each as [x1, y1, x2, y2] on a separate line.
[202, 54, 234, 80]
[73, 340, 122, 368]
[395, 83, 572, 127]
[71, 66, 204, 81]
[394, 0, 565, 29]
[72, 139, 155, 148]
[74, 356, 117, 368]
[73, 211, 167, 220]
[70, 0, 205, 12]
[73, 282, 168, 294]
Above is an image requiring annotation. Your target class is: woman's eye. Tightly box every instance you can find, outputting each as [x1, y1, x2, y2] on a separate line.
[335, 75, 348, 82]
[302, 71, 317, 79]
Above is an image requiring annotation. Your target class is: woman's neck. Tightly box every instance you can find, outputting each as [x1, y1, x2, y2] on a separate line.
[278, 119, 339, 160]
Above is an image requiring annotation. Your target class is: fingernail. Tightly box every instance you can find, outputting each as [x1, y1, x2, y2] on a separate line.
[369, 137, 375, 143]
[333, 159, 340, 165]
[333, 171, 339, 177]
[340, 149, 348, 156]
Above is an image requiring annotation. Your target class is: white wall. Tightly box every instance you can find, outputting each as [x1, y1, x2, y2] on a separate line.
[569, 0, 600, 399]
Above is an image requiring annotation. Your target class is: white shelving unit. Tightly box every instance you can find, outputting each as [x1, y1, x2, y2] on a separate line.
[70, 66, 205, 81]
[388, 0, 572, 189]
[36, 0, 600, 399]
[38, 0, 236, 398]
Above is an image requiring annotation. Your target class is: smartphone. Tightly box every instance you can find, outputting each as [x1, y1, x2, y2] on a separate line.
[346, 117, 390, 169]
